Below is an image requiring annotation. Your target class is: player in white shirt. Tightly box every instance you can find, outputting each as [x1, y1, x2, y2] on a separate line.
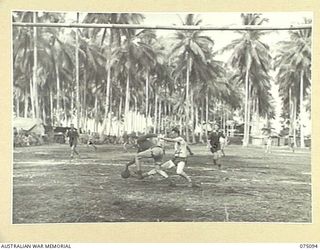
[87, 130, 97, 151]
[160, 128, 197, 187]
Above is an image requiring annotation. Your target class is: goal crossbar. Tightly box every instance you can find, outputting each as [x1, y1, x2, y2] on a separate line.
[12, 22, 312, 31]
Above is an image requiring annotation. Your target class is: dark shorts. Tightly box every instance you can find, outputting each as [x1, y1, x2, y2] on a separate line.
[172, 156, 187, 166]
[136, 146, 164, 163]
[210, 147, 219, 153]
[69, 139, 77, 147]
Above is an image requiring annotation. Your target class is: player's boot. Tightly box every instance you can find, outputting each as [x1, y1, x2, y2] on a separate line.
[188, 181, 201, 188]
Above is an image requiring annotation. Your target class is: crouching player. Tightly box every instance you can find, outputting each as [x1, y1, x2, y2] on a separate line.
[158, 128, 198, 188]
[122, 133, 169, 181]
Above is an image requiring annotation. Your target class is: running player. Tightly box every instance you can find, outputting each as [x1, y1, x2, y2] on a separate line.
[87, 130, 97, 151]
[66, 124, 80, 159]
[159, 128, 197, 187]
[219, 129, 227, 157]
[208, 124, 225, 169]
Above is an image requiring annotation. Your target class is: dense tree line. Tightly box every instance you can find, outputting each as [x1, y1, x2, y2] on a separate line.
[12, 12, 311, 146]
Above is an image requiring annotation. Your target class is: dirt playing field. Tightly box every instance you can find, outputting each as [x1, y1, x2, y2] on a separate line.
[12, 143, 311, 223]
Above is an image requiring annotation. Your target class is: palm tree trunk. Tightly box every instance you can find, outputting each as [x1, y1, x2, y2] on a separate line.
[108, 81, 113, 135]
[293, 96, 297, 147]
[179, 115, 182, 135]
[153, 93, 158, 133]
[223, 105, 226, 134]
[145, 70, 149, 134]
[50, 86, 53, 124]
[33, 12, 39, 119]
[164, 102, 167, 135]
[71, 90, 74, 124]
[42, 99, 46, 125]
[158, 99, 162, 133]
[289, 87, 293, 136]
[133, 96, 137, 131]
[191, 89, 195, 143]
[205, 92, 209, 138]
[300, 70, 305, 148]
[185, 55, 190, 143]
[118, 95, 123, 136]
[247, 82, 252, 144]
[243, 66, 250, 146]
[55, 63, 60, 126]
[94, 96, 99, 133]
[103, 36, 112, 135]
[195, 105, 199, 143]
[29, 76, 35, 118]
[82, 69, 88, 131]
[62, 81, 67, 123]
[16, 94, 20, 117]
[200, 100, 204, 143]
[124, 71, 130, 132]
[75, 12, 80, 130]
[24, 88, 28, 118]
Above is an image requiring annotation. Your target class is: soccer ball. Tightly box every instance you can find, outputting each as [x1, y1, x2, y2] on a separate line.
[121, 170, 130, 179]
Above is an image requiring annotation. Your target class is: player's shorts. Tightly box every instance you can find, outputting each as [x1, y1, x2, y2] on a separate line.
[136, 146, 164, 163]
[212, 150, 222, 160]
[210, 145, 220, 153]
[172, 156, 187, 166]
[88, 140, 94, 145]
[69, 139, 77, 147]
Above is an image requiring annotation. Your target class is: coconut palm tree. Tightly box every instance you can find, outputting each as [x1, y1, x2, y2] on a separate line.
[171, 14, 214, 142]
[82, 13, 145, 134]
[274, 19, 311, 147]
[222, 13, 272, 146]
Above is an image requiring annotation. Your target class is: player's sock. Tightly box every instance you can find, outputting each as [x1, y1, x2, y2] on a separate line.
[136, 170, 144, 179]
[213, 159, 217, 165]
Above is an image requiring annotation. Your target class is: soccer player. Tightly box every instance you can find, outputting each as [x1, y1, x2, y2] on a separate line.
[219, 130, 227, 157]
[159, 128, 197, 187]
[208, 124, 225, 169]
[87, 130, 97, 151]
[289, 136, 295, 153]
[66, 124, 80, 159]
[123, 133, 168, 180]
[265, 135, 272, 153]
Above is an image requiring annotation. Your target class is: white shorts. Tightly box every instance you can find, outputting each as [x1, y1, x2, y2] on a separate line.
[213, 150, 222, 160]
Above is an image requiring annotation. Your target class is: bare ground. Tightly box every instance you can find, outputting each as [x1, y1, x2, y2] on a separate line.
[12, 143, 311, 223]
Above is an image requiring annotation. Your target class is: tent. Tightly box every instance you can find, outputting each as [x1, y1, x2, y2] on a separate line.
[13, 117, 45, 135]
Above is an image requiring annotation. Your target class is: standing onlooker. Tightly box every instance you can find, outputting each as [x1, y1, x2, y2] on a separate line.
[208, 124, 225, 169]
[265, 135, 272, 153]
[66, 124, 80, 159]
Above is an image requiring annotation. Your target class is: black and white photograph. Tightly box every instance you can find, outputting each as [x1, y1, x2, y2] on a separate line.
[12, 11, 312, 224]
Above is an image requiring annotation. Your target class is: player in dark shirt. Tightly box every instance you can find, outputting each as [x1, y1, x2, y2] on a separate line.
[122, 133, 166, 179]
[208, 124, 225, 169]
[66, 124, 80, 159]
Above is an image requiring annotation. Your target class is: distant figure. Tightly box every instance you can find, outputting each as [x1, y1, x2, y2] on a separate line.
[265, 136, 272, 153]
[219, 130, 227, 157]
[66, 124, 80, 159]
[87, 130, 97, 151]
[208, 124, 225, 169]
[289, 136, 295, 153]
[122, 132, 129, 152]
